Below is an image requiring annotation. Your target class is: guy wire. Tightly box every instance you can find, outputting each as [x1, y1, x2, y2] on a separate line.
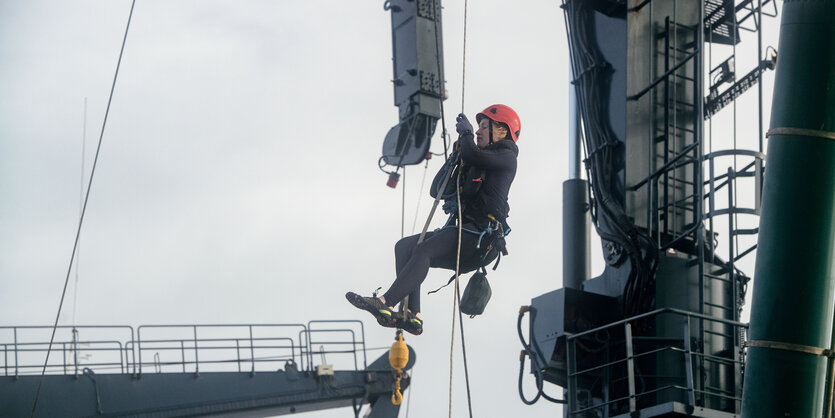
[30, 2, 136, 416]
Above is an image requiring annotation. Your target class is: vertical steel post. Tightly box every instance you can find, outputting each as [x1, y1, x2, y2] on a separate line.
[193, 326, 199, 375]
[563, 179, 590, 290]
[568, 63, 581, 181]
[249, 325, 256, 375]
[566, 337, 577, 416]
[625, 323, 636, 413]
[741, 1, 835, 416]
[180, 341, 186, 373]
[236, 339, 241, 373]
[13, 328, 18, 377]
[683, 317, 695, 409]
[564, 61, 590, 290]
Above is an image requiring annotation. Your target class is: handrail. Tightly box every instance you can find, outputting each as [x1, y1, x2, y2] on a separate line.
[1, 322, 371, 378]
[565, 309, 749, 416]
[566, 307, 748, 341]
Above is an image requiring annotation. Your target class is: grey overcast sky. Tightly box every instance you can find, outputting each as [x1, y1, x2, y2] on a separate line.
[0, 1, 782, 417]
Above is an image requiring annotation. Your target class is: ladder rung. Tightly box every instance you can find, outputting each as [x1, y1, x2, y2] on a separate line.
[734, 244, 758, 262]
[708, 266, 730, 276]
[704, 302, 733, 312]
[705, 330, 735, 339]
[732, 228, 759, 236]
[654, 100, 697, 108]
[704, 385, 736, 395]
[704, 273, 731, 283]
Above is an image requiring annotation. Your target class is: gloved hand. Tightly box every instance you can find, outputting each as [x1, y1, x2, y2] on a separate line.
[456, 113, 473, 135]
[442, 199, 459, 215]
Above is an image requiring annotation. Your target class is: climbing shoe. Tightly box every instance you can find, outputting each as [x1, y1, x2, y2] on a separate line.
[399, 310, 423, 336]
[345, 292, 396, 328]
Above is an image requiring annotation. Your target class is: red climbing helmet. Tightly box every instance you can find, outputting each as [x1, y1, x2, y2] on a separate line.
[476, 104, 521, 142]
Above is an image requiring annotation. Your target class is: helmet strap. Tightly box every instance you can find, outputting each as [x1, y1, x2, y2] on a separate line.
[488, 123, 494, 145]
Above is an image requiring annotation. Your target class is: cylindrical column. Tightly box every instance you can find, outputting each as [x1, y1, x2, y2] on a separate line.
[568, 65, 582, 180]
[563, 179, 590, 290]
[741, 1, 835, 417]
[564, 60, 590, 290]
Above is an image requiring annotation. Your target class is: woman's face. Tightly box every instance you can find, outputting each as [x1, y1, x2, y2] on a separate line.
[475, 118, 508, 148]
[476, 118, 492, 148]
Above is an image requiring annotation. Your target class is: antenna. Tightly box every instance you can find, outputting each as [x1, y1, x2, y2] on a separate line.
[71, 97, 87, 328]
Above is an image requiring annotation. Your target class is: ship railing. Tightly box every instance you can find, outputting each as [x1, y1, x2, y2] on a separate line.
[0, 321, 367, 378]
[565, 308, 749, 416]
[0, 325, 134, 377]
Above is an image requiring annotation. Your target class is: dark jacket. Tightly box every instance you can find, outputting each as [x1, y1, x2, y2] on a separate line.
[430, 134, 519, 227]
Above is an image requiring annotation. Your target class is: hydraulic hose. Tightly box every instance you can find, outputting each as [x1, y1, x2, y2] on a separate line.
[516, 306, 566, 405]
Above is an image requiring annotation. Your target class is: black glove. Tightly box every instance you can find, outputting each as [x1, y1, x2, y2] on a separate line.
[442, 199, 458, 214]
[456, 113, 473, 135]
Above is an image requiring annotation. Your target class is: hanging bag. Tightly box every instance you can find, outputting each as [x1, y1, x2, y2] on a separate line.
[460, 270, 492, 316]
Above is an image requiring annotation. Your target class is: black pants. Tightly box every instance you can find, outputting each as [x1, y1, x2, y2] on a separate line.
[382, 224, 496, 313]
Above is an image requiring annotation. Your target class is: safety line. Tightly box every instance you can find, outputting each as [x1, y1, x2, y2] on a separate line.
[411, 159, 431, 234]
[449, 1, 473, 417]
[401, 0, 454, 322]
[461, 0, 468, 113]
[448, 169, 463, 418]
[404, 366, 415, 418]
[30, 1, 136, 416]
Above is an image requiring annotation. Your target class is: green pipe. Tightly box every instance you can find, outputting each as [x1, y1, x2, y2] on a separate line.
[741, 1, 835, 417]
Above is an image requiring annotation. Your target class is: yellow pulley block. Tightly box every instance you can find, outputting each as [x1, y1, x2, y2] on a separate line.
[389, 331, 408, 369]
[389, 330, 408, 405]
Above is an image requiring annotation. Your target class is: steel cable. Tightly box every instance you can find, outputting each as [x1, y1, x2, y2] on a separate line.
[30, 1, 137, 416]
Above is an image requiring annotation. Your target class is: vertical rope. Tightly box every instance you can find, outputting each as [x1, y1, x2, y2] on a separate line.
[449, 1, 473, 417]
[411, 160, 431, 234]
[448, 169, 463, 418]
[456, 263, 475, 417]
[30, 2, 136, 416]
[461, 0, 468, 113]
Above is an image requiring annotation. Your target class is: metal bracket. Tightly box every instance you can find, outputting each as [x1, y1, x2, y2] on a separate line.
[745, 339, 835, 358]
[766, 127, 835, 141]
[82, 367, 104, 415]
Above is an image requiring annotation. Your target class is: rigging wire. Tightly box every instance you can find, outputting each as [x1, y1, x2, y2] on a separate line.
[404, 367, 415, 418]
[411, 159, 431, 234]
[401, 0, 454, 315]
[396, 1, 473, 415]
[460, 0, 468, 112]
[30, 2, 136, 416]
[447, 1, 473, 417]
[401, 167, 406, 238]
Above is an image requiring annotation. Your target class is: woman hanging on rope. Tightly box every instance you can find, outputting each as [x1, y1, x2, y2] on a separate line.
[347, 104, 521, 336]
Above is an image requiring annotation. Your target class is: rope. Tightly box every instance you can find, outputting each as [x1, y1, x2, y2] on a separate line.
[411, 159, 431, 234]
[461, 0, 468, 113]
[401, 0, 453, 321]
[404, 367, 415, 418]
[30, 2, 136, 416]
[447, 148, 474, 418]
[448, 2, 473, 417]
[447, 173, 462, 418]
[455, 243, 475, 417]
